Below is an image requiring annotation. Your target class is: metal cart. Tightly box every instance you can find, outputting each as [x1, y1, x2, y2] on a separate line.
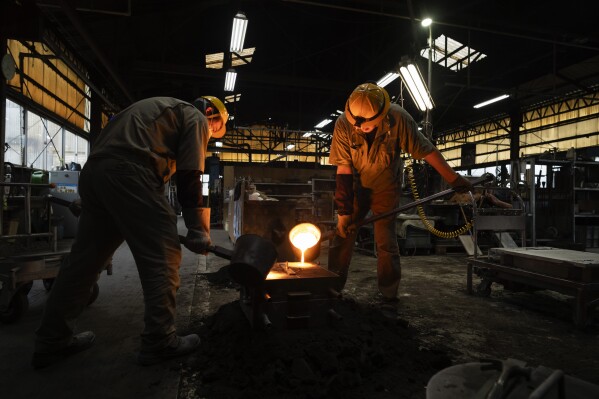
[0, 180, 111, 323]
[467, 189, 599, 327]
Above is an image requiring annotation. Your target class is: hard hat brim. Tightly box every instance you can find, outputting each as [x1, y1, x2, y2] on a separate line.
[345, 84, 391, 129]
[198, 95, 229, 138]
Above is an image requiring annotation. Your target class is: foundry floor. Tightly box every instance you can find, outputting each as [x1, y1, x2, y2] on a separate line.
[1, 218, 598, 398]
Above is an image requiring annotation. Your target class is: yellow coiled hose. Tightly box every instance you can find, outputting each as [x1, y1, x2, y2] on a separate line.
[406, 163, 472, 238]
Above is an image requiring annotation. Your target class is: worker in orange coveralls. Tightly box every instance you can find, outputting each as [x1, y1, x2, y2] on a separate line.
[328, 83, 472, 316]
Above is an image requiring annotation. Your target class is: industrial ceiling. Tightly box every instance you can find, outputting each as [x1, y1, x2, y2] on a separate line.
[9, 0, 599, 139]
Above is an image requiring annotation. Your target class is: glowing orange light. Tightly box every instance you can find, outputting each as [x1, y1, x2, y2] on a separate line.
[289, 223, 321, 264]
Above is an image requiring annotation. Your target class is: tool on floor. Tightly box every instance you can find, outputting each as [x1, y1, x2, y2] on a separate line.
[426, 358, 599, 399]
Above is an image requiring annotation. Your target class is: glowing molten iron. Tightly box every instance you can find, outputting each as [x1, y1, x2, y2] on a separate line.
[289, 223, 321, 264]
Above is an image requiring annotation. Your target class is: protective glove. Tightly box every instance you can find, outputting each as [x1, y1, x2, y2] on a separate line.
[68, 199, 82, 217]
[336, 214, 353, 239]
[449, 174, 474, 194]
[182, 208, 212, 254]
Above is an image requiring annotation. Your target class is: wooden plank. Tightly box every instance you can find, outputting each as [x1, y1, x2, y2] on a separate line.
[458, 235, 482, 256]
[489, 247, 599, 283]
[491, 247, 599, 266]
[495, 232, 518, 248]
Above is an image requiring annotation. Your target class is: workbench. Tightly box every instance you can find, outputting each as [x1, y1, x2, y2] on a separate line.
[468, 247, 599, 327]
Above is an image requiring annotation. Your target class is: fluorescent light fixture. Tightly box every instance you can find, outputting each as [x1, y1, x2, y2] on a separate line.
[302, 131, 314, 137]
[224, 69, 237, 92]
[336, 110, 343, 114]
[473, 94, 510, 109]
[421, 18, 432, 27]
[314, 119, 332, 128]
[376, 72, 400, 88]
[286, 144, 295, 150]
[399, 61, 434, 111]
[230, 12, 248, 53]
[215, 141, 223, 147]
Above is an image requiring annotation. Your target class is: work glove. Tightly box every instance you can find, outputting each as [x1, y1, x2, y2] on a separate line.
[336, 214, 353, 239]
[68, 198, 82, 217]
[449, 174, 474, 194]
[182, 208, 212, 254]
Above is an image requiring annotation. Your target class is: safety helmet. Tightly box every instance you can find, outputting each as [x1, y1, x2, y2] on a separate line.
[192, 96, 229, 138]
[345, 83, 390, 129]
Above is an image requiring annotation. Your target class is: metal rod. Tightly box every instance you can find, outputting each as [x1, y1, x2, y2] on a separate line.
[321, 173, 494, 243]
[355, 173, 494, 228]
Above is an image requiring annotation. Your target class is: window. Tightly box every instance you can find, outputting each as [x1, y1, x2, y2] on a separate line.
[64, 129, 88, 168]
[4, 100, 88, 171]
[5, 99, 24, 165]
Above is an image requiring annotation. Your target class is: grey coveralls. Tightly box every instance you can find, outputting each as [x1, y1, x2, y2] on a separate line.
[328, 103, 434, 299]
[35, 97, 209, 352]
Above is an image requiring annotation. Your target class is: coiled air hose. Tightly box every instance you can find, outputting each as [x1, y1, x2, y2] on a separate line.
[406, 163, 472, 238]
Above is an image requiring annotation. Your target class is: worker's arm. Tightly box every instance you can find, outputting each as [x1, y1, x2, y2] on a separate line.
[334, 165, 354, 238]
[424, 149, 473, 193]
[485, 193, 513, 209]
[177, 170, 212, 254]
[334, 165, 353, 215]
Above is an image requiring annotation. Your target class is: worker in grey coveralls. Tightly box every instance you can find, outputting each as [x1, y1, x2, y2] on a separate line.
[33, 96, 228, 368]
[328, 83, 472, 305]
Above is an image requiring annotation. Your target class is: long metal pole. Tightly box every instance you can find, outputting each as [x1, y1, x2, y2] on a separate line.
[425, 24, 433, 140]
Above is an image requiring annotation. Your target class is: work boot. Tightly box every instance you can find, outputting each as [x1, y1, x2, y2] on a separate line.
[137, 334, 200, 366]
[32, 331, 96, 369]
[380, 296, 400, 319]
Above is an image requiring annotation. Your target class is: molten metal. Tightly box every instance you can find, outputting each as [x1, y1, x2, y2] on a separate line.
[288, 223, 321, 264]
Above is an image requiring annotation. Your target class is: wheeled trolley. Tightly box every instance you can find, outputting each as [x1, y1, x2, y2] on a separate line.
[466, 188, 599, 327]
[0, 243, 113, 323]
[0, 179, 112, 323]
[469, 247, 599, 327]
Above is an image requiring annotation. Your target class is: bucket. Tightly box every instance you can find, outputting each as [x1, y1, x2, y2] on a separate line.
[228, 234, 278, 287]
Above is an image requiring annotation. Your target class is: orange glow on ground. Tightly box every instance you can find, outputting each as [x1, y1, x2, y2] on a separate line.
[266, 261, 318, 279]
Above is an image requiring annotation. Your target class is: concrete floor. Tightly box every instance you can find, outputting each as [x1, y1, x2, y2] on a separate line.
[2, 218, 599, 398]
[0, 217, 206, 399]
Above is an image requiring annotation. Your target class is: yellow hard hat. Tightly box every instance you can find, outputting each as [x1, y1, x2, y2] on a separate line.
[193, 96, 229, 138]
[345, 83, 390, 129]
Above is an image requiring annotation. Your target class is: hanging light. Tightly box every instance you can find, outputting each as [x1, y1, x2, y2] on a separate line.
[314, 118, 332, 128]
[224, 68, 237, 92]
[230, 12, 248, 53]
[376, 72, 400, 88]
[398, 60, 434, 111]
[473, 94, 510, 109]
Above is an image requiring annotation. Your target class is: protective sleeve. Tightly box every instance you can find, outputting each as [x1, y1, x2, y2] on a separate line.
[334, 173, 354, 215]
[177, 170, 204, 208]
[423, 149, 459, 183]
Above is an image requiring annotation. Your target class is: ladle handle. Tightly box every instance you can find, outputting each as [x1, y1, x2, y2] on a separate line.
[178, 235, 233, 260]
